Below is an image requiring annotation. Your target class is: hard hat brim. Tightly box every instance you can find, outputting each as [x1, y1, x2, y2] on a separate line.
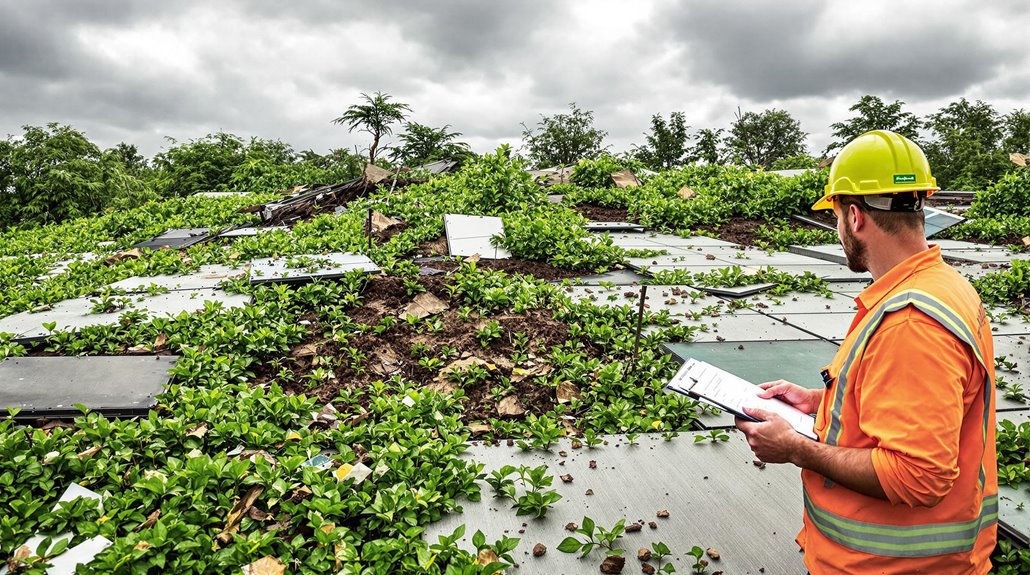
[810, 186, 940, 212]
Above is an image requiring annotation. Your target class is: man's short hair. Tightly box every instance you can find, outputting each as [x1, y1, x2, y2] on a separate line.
[838, 195, 925, 234]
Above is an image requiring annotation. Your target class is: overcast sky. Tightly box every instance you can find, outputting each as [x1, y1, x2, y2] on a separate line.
[2, 0, 1028, 160]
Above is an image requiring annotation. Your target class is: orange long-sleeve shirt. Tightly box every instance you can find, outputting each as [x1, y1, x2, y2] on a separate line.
[799, 246, 997, 574]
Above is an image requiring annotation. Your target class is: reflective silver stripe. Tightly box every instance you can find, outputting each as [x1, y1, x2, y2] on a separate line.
[825, 290, 987, 447]
[805, 489, 998, 557]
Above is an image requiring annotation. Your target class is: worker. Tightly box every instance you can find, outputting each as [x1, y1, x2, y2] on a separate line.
[735, 130, 998, 574]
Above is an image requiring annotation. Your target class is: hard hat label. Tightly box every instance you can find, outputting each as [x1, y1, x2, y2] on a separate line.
[893, 174, 916, 184]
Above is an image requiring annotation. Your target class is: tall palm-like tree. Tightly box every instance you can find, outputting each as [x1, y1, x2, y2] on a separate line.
[332, 92, 411, 163]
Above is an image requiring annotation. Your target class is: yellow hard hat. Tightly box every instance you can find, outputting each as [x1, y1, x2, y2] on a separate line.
[811, 130, 939, 211]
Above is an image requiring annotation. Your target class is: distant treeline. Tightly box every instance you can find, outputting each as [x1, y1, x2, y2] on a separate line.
[0, 94, 1027, 229]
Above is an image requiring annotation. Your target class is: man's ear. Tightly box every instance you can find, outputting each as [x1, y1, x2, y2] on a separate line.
[848, 203, 866, 234]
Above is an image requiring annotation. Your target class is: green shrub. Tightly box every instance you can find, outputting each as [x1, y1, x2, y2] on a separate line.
[968, 169, 1030, 218]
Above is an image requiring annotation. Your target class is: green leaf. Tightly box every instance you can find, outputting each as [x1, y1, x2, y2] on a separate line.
[472, 529, 485, 550]
[556, 537, 582, 554]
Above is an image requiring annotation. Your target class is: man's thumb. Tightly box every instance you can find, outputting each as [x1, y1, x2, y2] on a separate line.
[743, 406, 771, 421]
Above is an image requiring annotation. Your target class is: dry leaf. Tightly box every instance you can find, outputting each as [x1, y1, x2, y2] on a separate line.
[425, 380, 458, 394]
[496, 395, 525, 416]
[371, 210, 402, 231]
[466, 253, 481, 264]
[104, 248, 142, 265]
[134, 541, 152, 551]
[133, 509, 161, 532]
[153, 333, 168, 349]
[291, 343, 319, 358]
[1023, 236, 1030, 247]
[284, 431, 302, 442]
[247, 507, 270, 521]
[216, 485, 265, 545]
[186, 423, 209, 438]
[127, 344, 150, 353]
[1011, 152, 1028, 167]
[401, 292, 449, 319]
[677, 186, 697, 199]
[468, 422, 493, 435]
[476, 549, 500, 566]
[240, 555, 286, 575]
[611, 169, 641, 188]
[555, 381, 582, 404]
[77, 445, 102, 459]
[238, 450, 277, 465]
[371, 346, 404, 376]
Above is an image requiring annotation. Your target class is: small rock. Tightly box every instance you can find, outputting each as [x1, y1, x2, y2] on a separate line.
[589, 460, 597, 469]
[641, 564, 656, 575]
[753, 460, 766, 469]
[585, 489, 594, 496]
[565, 522, 578, 532]
[560, 474, 574, 483]
[656, 510, 669, 518]
[533, 543, 546, 557]
[706, 547, 720, 560]
[637, 548, 652, 562]
[600, 555, 626, 574]
[648, 521, 657, 529]
[625, 523, 642, 533]
[506, 439, 514, 446]
[572, 440, 583, 449]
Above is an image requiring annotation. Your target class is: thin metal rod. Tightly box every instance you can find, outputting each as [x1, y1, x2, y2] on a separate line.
[623, 285, 648, 380]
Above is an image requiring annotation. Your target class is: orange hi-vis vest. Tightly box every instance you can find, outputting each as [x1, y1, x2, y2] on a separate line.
[799, 246, 998, 574]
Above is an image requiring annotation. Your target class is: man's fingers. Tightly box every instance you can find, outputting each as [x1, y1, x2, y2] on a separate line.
[758, 380, 786, 390]
[743, 406, 773, 421]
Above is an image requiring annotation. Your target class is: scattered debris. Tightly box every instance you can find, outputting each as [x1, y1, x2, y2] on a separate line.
[559, 474, 574, 483]
[533, 543, 547, 557]
[565, 522, 578, 532]
[656, 510, 669, 518]
[555, 381, 582, 404]
[625, 522, 642, 533]
[401, 292, 449, 319]
[216, 485, 265, 545]
[706, 547, 721, 561]
[637, 548, 652, 562]
[476, 549, 500, 566]
[611, 169, 641, 188]
[648, 521, 657, 530]
[600, 555, 626, 574]
[641, 563, 656, 574]
[677, 186, 696, 200]
[240, 555, 286, 575]
[103, 248, 143, 265]
[496, 395, 525, 416]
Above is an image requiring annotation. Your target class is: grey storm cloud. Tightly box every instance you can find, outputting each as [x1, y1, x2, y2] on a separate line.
[650, 0, 1024, 101]
[0, 1, 1027, 157]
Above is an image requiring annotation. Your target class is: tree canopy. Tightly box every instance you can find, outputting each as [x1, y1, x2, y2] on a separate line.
[521, 103, 608, 168]
[332, 91, 411, 163]
[726, 108, 807, 169]
[825, 95, 921, 155]
[634, 112, 691, 170]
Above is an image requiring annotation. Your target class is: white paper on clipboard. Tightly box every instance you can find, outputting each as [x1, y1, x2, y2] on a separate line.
[667, 358, 817, 440]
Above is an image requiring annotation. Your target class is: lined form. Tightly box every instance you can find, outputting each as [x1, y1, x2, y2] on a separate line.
[668, 358, 817, 440]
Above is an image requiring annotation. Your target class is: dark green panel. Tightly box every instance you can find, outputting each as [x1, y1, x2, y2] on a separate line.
[662, 340, 840, 390]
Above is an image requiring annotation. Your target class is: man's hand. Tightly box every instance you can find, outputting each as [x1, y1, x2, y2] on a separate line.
[756, 380, 823, 414]
[735, 407, 806, 465]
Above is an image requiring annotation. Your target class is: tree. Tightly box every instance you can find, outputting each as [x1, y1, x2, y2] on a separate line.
[923, 98, 1008, 190]
[824, 95, 921, 155]
[634, 112, 691, 170]
[692, 128, 726, 165]
[1003, 109, 1030, 153]
[726, 108, 807, 169]
[392, 123, 471, 166]
[521, 103, 608, 168]
[0, 124, 113, 227]
[332, 91, 411, 164]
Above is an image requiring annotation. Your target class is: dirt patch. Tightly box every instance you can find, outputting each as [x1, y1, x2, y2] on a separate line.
[573, 203, 631, 223]
[255, 275, 599, 424]
[419, 258, 584, 281]
[692, 216, 834, 247]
